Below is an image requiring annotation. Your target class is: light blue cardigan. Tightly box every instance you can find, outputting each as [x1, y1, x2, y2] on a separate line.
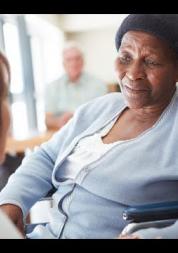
[0, 91, 178, 239]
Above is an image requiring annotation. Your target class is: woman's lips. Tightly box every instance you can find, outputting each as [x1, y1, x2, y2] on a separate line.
[124, 85, 149, 94]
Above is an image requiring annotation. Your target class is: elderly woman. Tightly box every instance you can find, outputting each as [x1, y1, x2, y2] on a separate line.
[0, 14, 178, 239]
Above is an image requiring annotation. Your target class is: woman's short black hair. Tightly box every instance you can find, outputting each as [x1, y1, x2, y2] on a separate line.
[115, 14, 178, 59]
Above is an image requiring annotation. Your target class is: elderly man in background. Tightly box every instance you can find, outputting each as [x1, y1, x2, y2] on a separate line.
[45, 41, 107, 130]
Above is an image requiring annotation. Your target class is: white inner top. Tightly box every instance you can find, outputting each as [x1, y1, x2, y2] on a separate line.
[58, 116, 124, 180]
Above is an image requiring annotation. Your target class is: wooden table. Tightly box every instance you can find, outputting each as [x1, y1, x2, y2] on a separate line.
[5, 130, 56, 154]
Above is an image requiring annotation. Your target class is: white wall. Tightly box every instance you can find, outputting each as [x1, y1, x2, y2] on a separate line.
[58, 14, 128, 32]
[67, 27, 119, 84]
[37, 14, 63, 28]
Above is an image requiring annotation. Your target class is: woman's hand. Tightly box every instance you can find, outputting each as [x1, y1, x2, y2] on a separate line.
[0, 204, 25, 237]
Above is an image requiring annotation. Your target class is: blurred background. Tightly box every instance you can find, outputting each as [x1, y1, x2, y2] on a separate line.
[0, 14, 130, 223]
[0, 14, 128, 140]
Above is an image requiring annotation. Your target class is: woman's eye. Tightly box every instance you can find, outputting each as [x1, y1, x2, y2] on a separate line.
[118, 55, 131, 64]
[145, 59, 160, 66]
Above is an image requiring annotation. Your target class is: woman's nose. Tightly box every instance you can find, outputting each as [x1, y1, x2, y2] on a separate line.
[126, 62, 146, 81]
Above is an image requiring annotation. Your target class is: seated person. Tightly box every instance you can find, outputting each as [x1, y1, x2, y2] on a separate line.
[1, 14, 178, 239]
[0, 52, 11, 165]
[45, 41, 107, 130]
[0, 51, 23, 239]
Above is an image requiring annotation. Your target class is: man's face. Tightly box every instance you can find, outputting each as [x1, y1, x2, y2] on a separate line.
[63, 48, 84, 82]
[115, 31, 178, 109]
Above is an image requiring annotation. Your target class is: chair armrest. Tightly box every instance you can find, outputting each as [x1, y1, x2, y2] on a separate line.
[121, 219, 177, 236]
[123, 201, 178, 222]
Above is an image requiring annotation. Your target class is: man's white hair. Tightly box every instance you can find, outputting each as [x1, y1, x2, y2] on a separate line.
[62, 41, 84, 58]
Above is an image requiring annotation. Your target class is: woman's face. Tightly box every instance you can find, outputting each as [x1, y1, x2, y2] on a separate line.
[115, 31, 178, 109]
[0, 61, 10, 164]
